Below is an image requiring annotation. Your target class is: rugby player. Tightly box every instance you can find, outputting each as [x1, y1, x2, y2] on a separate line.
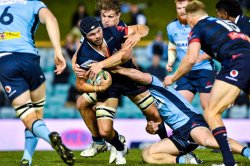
[0, 1, 75, 165]
[164, 1, 250, 165]
[112, 67, 250, 165]
[76, 16, 165, 164]
[166, 0, 215, 110]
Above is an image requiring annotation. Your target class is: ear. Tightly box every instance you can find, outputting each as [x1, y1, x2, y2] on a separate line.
[117, 12, 121, 19]
[223, 12, 229, 19]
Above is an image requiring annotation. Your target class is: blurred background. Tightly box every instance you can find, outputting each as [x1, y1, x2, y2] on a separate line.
[1, 0, 250, 150]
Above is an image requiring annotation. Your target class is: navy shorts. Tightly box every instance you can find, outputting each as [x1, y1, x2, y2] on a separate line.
[169, 114, 208, 154]
[0, 52, 46, 102]
[217, 53, 250, 94]
[175, 69, 216, 94]
[97, 73, 148, 100]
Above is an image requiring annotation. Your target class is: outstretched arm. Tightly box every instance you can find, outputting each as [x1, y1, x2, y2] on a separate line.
[164, 42, 200, 86]
[166, 41, 177, 72]
[112, 67, 152, 85]
[39, 8, 66, 75]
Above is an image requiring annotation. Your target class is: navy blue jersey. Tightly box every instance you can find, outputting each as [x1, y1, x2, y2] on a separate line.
[235, 15, 250, 37]
[77, 26, 127, 69]
[188, 17, 250, 62]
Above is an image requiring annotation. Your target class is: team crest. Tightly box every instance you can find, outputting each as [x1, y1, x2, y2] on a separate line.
[5, 86, 11, 93]
[230, 70, 238, 77]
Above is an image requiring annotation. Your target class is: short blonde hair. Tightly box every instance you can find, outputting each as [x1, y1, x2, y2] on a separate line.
[185, 0, 207, 15]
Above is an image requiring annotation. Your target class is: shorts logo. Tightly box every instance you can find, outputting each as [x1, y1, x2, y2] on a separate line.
[230, 70, 238, 77]
[205, 81, 213, 89]
[5, 86, 11, 93]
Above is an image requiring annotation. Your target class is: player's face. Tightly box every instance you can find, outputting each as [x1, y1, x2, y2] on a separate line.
[176, 1, 189, 20]
[86, 27, 103, 46]
[101, 10, 121, 28]
[216, 9, 229, 20]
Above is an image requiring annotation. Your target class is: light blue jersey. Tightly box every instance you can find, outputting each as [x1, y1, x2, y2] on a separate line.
[0, 0, 46, 54]
[167, 19, 212, 70]
[148, 75, 201, 130]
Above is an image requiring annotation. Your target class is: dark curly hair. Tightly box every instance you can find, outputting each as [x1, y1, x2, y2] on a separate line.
[216, 0, 243, 17]
[96, 0, 121, 14]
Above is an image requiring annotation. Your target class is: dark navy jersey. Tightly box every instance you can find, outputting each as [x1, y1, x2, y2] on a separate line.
[188, 16, 250, 62]
[235, 15, 250, 37]
[77, 26, 128, 69]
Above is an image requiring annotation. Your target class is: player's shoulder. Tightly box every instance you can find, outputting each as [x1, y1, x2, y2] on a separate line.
[167, 19, 178, 28]
[166, 19, 179, 32]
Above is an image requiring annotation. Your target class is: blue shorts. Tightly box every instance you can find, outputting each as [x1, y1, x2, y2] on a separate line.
[0, 52, 46, 102]
[97, 73, 147, 100]
[169, 114, 208, 154]
[217, 53, 250, 94]
[175, 69, 216, 94]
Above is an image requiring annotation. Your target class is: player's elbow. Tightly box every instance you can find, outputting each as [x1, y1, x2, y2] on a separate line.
[121, 47, 132, 63]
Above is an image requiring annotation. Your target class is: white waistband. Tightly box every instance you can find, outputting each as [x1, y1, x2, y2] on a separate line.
[0, 52, 12, 57]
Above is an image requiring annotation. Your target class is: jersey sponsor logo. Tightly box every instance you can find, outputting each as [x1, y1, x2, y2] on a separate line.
[0, 32, 21, 41]
[175, 41, 188, 48]
[205, 81, 213, 89]
[228, 32, 248, 40]
[230, 70, 238, 77]
[4, 86, 11, 93]
[106, 37, 114, 43]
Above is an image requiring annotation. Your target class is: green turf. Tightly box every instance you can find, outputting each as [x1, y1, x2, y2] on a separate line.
[1, 149, 249, 166]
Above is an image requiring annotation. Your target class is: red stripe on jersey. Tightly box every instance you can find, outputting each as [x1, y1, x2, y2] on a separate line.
[116, 26, 128, 35]
[189, 38, 200, 44]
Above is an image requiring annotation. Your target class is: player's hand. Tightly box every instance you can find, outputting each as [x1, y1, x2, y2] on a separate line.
[164, 75, 174, 86]
[54, 53, 66, 75]
[73, 64, 87, 78]
[86, 62, 103, 81]
[124, 34, 141, 47]
[166, 63, 173, 72]
[99, 72, 112, 91]
[146, 121, 161, 134]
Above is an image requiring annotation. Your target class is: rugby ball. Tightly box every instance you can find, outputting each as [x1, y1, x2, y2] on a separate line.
[90, 70, 109, 85]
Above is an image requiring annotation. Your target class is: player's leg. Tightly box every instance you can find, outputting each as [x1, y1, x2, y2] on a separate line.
[204, 80, 240, 166]
[76, 93, 108, 157]
[199, 92, 210, 109]
[141, 138, 179, 164]
[96, 98, 128, 164]
[128, 90, 167, 139]
[142, 137, 201, 164]
[20, 83, 46, 165]
[190, 126, 250, 156]
[178, 90, 195, 103]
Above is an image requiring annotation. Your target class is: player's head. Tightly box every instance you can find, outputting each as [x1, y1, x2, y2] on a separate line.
[185, 0, 207, 28]
[175, 0, 193, 24]
[96, 0, 121, 27]
[79, 17, 103, 46]
[216, 0, 243, 20]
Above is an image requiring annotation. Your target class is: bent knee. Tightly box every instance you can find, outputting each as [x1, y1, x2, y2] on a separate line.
[76, 96, 90, 111]
[141, 148, 151, 163]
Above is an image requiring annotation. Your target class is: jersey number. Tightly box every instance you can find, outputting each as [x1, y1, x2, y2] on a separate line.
[216, 20, 240, 32]
[0, 7, 14, 25]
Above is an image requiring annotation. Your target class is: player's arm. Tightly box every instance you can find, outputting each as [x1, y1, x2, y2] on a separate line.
[76, 72, 112, 93]
[196, 52, 211, 63]
[72, 41, 86, 78]
[86, 44, 133, 80]
[164, 42, 200, 86]
[124, 25, 149, 47]
[112, 67, 152, 85]
[38, 8, 66, 75]
[166, 41, 177, 72]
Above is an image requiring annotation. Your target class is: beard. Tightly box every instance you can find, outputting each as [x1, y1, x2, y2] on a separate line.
[177, 14, 187, 25]
[89, 39, 103, 46]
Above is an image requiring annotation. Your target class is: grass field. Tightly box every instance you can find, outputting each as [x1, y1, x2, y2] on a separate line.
[1, 149, 249, 166]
